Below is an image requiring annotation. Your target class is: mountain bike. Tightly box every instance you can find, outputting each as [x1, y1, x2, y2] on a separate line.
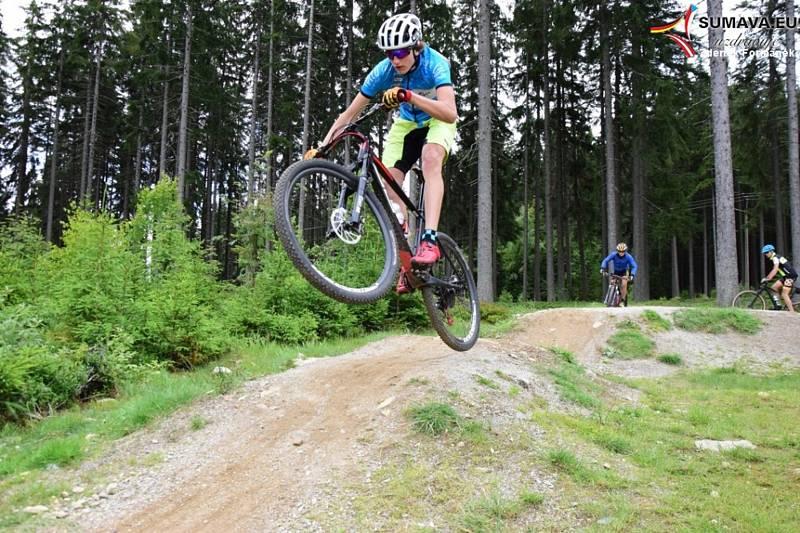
[273, 103, 480, 351]
[602, 273, 628, 307]
[731, 279, 800, 311]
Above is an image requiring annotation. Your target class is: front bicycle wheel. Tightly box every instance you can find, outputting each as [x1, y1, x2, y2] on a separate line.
[421, 233, 480, 351]
[603, 284, 617, 307]
[273, 159, 398, 304]
[731, 290, 766, 310]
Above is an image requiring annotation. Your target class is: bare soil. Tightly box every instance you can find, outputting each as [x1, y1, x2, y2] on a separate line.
[33, 307, 800, 531]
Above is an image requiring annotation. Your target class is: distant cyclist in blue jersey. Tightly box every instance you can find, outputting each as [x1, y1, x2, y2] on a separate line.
[305, 13, 457, 293]
[600, 243, 638, 306]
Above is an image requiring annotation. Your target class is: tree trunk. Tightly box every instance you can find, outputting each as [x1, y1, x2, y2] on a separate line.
[787, 0, 800, 260]
[533, 95, 542, 301]
[14, 59, 33, 214]
[742, 208, 750, 288]
[631, 38, 649, 300]
[759, 210, 766, 279]
[602, 5, 618, 251]
[542, 0, 555, 301]
[299, 0, 315, 235]
[247, 21, 262, 204]
[80, 69, 92, 201]
[708, 0, 740, 305]
[46, 50, 64, 242]
[688, 236, 695, 298]
[522, 65, 530, 300]
[132, 108, 143, 214]
[87, 53, 101, 207]
[703, 207, 709, 296]
[176, 5, 193, 200]
[477, 0, 493, 301]
[344, 0, 354, 168]
[768, 26, 787, 253]
[264, 1, 275, 193]
[671, 236, 680, 298]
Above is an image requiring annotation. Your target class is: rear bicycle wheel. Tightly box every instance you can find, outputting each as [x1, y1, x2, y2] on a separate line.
[731, 290, 766, 310]
[273, 159, 398, 304]
[421, 233, 480, 351]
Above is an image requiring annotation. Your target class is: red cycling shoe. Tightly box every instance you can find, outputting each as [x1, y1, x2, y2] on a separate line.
[412, 241, 441, 266]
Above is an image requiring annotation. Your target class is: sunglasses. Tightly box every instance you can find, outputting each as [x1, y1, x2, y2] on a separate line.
[385, 48, 412, 60]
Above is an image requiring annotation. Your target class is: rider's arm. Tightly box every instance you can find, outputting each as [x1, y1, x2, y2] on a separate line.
[406, 85, 458, 124]
[766, 262, 779, 280]
[321, 93, 371, 146]
[600, 253, 613, 270]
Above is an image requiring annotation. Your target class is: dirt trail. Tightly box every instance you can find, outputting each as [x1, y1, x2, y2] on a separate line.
[80, 336, 457, 532]
[44, 307, 799, 532]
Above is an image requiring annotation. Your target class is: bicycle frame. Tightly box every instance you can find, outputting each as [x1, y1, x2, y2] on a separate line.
[754, 282, 797, 310]
[319, 104, 456, 292]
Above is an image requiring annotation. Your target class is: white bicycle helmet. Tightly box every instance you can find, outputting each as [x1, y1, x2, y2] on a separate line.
[376, 13, 422, 50]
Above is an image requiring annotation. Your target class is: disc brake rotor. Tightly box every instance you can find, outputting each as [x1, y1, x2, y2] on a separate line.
[330, 207, 361, 244]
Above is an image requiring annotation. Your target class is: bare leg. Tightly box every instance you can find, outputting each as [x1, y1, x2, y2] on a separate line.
[781, 286, 795, 311]
[383, 167, 406, 224]
[621, 277, 629, 301]
[420, 143, 446, 230]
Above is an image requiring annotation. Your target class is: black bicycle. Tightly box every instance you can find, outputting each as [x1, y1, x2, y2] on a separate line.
[602, 272, 629, 307]
[731, 279, 800, 310]
[273, 103, 480, 351]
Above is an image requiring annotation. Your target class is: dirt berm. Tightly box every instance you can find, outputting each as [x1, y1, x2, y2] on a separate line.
[40, 307, 798, 532]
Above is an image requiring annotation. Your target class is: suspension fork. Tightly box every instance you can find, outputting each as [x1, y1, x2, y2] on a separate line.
[346, 143, 372, 226]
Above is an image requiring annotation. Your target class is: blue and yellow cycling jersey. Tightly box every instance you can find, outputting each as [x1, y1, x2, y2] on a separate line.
[359, 46, 453, 127]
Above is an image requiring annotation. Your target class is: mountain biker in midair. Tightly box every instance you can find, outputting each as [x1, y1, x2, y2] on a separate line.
[304, 12, 458, 294]
[600, 243, 638, 306]
[761, 244, 798, 312]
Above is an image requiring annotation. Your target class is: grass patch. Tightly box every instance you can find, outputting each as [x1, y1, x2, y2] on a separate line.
[189, 416, 208, 431]
[604, 330, 656, 359]
[474, 374, 500, 390]
[642, 309, 672, 331]
[673, 308, 762, 334]
[617, 319, 641, 330]
[408, 402, 462, 436]
[548, 360, 601, 409]
[459, 491, 523, 531]
[519, 490, 545, 506]
[547, 448, 610, 484]
[549, 346, 576, 364]
[508, 385, 521, 397]
[658, 353, 683, 366]
[535, 369, 800, 530]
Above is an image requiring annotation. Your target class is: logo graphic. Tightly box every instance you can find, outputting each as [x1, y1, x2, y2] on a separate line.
[650, 4, 699, 58]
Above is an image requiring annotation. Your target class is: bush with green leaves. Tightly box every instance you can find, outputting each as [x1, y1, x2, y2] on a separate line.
[39, 208, 138, 344]
[0, 216, 50, 307]
[0, 306, 83, 421]
[125, 179, 231, 366]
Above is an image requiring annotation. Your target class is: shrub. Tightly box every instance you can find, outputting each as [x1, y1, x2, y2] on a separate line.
[0, 307, 85, 421]
[39, 209, 138, 344]
[125, 181, 231, 365]
[480, 301, 511, 324]
[0, 216, 49, 307]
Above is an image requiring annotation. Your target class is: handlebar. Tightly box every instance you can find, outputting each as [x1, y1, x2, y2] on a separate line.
[317, 103, 388, 157]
